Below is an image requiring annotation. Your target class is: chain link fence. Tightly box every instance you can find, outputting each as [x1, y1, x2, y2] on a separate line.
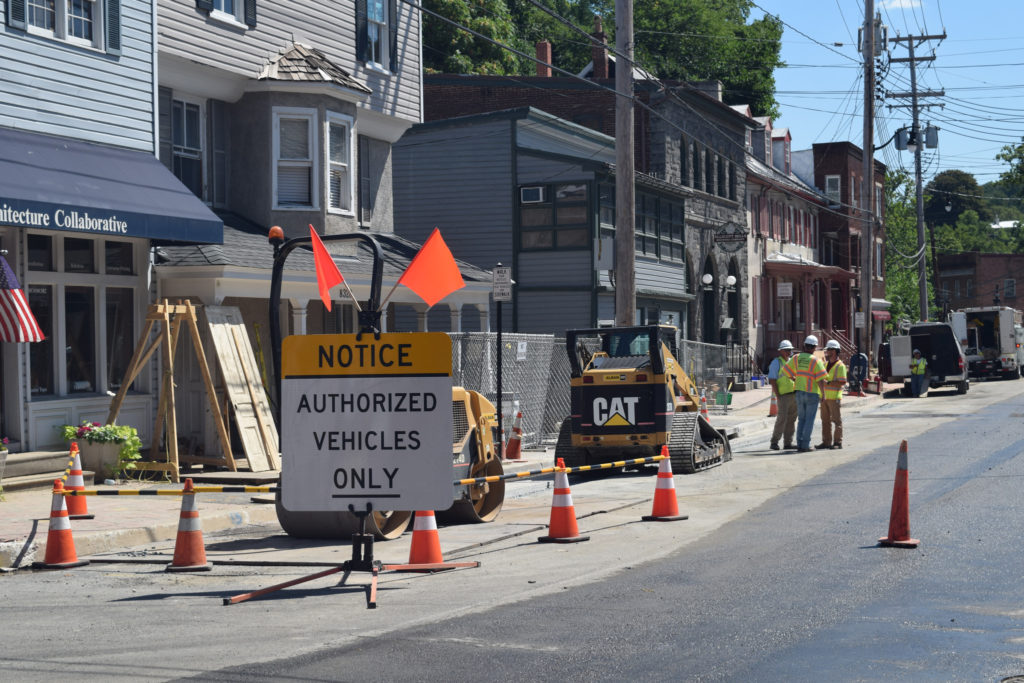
[450, 333, 739, 443]
[449, 332, 556, 449]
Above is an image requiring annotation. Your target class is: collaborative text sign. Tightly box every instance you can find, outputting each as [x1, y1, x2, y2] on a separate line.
[280, 333, 453, 512]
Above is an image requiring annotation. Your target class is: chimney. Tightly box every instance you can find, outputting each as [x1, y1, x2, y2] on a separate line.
[591, 16, 608, 80]
[536, 41, 552, 78]
[692, 79, 724, 101]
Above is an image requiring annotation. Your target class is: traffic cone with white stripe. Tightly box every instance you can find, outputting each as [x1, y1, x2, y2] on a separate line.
[504, 411, 524, 460]
[407, 510, 444, 565]
[768, 392, 778, 417]
[33, 480, 89, 569]
[700, 393, 711, 422]
[167, 478, 212, 572]
[64, 443, 94, 520]
[538, 458, 590, 543]
[878, 440, 920, 548]
[642, 446, 688, 522]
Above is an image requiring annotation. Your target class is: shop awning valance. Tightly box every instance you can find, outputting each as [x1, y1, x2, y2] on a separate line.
[0, 128, 222, 245]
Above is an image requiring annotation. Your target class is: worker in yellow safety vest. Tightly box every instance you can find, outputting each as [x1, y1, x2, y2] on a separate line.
[768, 339, 797, 450]
[781, 335, 827, 452]
[816, 339, 847, 450]
[910, 348, 927, 397]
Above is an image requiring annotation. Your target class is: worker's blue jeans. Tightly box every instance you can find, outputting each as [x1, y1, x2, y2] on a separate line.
[911, 373, 926, 397]
[795, 390, 820, 450]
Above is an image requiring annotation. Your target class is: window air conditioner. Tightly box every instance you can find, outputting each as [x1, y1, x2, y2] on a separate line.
[520, 186, 545, 204]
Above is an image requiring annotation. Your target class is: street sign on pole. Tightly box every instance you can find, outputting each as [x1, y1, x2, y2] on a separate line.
[279, 332, 453, 512]
[493, 266, 512, 302]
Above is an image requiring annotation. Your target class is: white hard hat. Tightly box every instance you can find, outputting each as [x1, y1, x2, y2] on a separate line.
[804, 335, 819, 346]
[913, 348, 921, 354]
[778, 339, 794, 350]
[825, 340, 841, 350]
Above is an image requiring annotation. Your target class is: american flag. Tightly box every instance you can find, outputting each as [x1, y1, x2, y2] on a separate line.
[0, 254, 44, 343]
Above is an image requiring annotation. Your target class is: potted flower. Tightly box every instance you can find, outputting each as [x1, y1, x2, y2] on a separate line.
[60, 421, 142, 479]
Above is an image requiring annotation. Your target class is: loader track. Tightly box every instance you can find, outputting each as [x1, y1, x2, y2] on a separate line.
[668, 412, 731, 474]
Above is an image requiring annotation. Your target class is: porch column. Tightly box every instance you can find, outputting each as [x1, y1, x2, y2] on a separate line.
[476, 304, 490, 332]
[288, 299, 309, 336]
[449, 304, 462, 332]
[825, 278, 833, 333]
[415, 304, 429, 332]
[802, 272, 812, 337]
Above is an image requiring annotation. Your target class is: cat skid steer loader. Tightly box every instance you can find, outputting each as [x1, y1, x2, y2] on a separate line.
[554, 325, 731, 474]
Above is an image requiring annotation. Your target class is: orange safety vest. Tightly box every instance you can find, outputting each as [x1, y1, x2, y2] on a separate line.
[783, 352, 827, 395]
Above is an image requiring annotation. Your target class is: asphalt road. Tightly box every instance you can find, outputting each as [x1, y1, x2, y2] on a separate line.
[2, 379, 1023, 682]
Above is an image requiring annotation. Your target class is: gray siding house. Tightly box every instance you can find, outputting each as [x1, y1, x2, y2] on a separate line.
[394, 107, 703, 336]
[152, 0, 491, 456]
[1, 0, 221, 450]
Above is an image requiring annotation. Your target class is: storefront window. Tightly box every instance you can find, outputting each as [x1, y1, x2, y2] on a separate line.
[65, 286, 95, 393]
[27, 234, 53, 271]
[64, 238, 95, 273]
[105, 241, 134, 275]
[106, 288, 134, 390]
[28, 285, 53, 395]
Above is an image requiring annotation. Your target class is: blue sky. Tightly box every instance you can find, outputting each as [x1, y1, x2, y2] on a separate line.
[753, 0, 1023, 187]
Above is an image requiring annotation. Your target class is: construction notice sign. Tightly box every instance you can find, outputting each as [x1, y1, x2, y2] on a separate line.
[280, 333, 453, 512]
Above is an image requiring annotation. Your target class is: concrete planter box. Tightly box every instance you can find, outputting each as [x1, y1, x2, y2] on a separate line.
[77, 442, 122, 478]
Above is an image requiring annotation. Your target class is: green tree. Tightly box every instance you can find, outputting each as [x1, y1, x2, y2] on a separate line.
[885, 170, 925, 324]
[924, 169, 989, 227]
[996, 135, 1024, 188]
[633, 0, 783, 117]
[423, 0, 527, 75]
[422, 0, 783, 118]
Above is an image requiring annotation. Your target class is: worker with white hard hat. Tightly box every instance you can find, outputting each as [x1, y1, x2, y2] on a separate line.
[816, 339, 847, 450]
[910, 348, 927, 397]
[767, 339, 797, 450]
[781, 334, 827, 452]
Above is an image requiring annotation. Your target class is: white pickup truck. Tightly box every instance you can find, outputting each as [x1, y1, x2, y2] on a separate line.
[888, 322, 969, 396]
[949, 306, 1024, 380]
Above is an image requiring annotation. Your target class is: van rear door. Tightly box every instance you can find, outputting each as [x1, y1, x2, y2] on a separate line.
[891, 335, 912, 378]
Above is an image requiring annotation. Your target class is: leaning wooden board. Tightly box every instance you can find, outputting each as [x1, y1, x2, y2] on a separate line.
[204, 306, 280, 471]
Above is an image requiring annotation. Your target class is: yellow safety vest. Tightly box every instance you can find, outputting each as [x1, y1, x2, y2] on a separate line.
[824, 360, 847, 401]
[911, 357, 927, 375]
[774, 355, 795, 395]
[784, 353, 827, 395]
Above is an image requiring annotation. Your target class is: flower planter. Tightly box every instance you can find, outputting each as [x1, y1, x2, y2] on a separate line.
[77, 442, 122, 478]
[0, 449, 7, 490]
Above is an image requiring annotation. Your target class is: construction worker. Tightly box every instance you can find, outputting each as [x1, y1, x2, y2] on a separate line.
[768, 339, 797, 450]
[782, 335, 827, 452]
[816, 339, 847, 450]
[910, 348, 927, 397]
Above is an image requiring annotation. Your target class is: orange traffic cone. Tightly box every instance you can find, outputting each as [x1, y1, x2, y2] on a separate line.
[33, 480, 89, 569]
[167, 478, 212, 572]
[504, 411, 523, 460]
[538, 458, 590, 543]
[700, 394, 711, 422]
[642, 447, 688, 522]
[407, 510, 444, 564]
[64, 443, 94, 520]
[768, 393, 778, 417]
[878, 440, 920, 548]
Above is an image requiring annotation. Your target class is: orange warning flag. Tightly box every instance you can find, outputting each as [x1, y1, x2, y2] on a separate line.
[309, 224, 344, 311]
[398, 227, 465, 308]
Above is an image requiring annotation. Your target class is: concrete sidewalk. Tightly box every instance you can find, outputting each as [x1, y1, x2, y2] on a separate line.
[0, 383, 890, 570]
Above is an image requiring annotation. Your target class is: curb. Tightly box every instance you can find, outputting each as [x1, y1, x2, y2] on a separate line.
[0, 504, 282, 570]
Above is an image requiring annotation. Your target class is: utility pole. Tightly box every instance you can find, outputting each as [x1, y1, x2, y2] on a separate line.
[613, 0, 635, 326]
[859, 1, 876, 359]
[888, 32, 946, 321]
